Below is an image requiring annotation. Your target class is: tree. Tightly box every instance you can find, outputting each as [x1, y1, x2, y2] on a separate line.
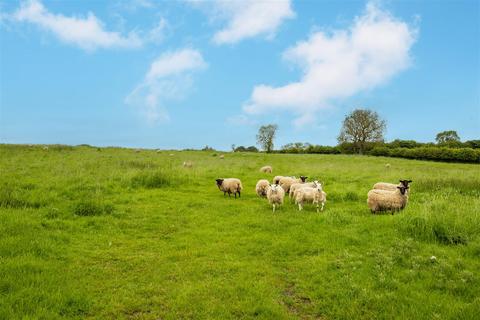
[436, 130, 460, 144]
[231, 144, 236, 152]
[337, 109, 386, 154]
[256, 124, 278, 153]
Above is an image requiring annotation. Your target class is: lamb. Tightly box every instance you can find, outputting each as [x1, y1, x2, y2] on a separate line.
[295, 184, 326, 213]
[367, 185, 409, 214]
[260, 165, 273, 173]
[273, 176, 283, 185]
[279, 176, 308, 193]
[183, 161, 193, 168]
[266, 183, 285, 212]
[255, 179, 270, 198]
[373, 180, 412, 192]
[289, 181, 320, 201]
[215, 178, 243, 198]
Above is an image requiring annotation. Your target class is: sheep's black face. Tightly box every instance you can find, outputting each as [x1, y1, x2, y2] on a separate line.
[215, 179, 224, 187]
[397, 186, 409, 195]
[399, 180, 413, 187]
[300, 176, 308, 182]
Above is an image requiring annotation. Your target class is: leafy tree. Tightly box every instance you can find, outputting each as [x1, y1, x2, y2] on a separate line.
[256, 124, 278, 153]
[436, 130, 460, 144]
[337, 109, 386, 154]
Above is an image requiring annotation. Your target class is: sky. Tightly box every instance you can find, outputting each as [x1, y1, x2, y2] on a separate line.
[0, 0, 479, 150]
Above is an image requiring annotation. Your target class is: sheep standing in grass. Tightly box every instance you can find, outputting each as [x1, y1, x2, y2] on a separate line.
[216, 178, 243, 198]
[219, 155, 225, 159]
[373, 180, 412, 192]
[367, 185, 409, 214]
[183, 161, 193, 168]
[385, 163, 391, 169]
[279, 176, 308, 193]
[267, 183, 285, 212]
[289, 181, 320, 201]
[260, 165, 273, 173]
[295, 184, 326, 212]
[255, 179, 270, 198]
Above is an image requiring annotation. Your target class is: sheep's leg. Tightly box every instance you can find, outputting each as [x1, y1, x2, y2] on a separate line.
[224, 192, 226, 197]
[272, 204, 276, 213]
[298, 203, 302, 211]
[316, 203, 319, 213]
[234, 192, 237, 199]
[238, 191, 241, 198]
[321, 202, 325, 212]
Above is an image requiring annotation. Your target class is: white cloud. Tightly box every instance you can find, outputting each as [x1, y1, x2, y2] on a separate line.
[188, 0, 295, 45]
[12, 0, 142, 51]
[243, 2, 418, 126]
[125, 49, 207, 123]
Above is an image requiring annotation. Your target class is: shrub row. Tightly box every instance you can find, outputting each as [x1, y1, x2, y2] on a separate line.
[370, 147, 480, 163]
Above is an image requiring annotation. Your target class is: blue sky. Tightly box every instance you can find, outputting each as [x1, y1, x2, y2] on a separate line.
[0, 0, 479, 150]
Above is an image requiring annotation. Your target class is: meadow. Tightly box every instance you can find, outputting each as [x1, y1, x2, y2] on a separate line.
[0, 144, 479, 319]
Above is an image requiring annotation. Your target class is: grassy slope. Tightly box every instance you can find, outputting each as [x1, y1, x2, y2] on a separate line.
[0, 145, 479, 319]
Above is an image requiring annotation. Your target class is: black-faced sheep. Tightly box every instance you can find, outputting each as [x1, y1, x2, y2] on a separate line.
[216, 178, 243, 198]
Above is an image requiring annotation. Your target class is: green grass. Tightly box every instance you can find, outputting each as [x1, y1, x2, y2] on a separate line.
[0, 144, 479, 319]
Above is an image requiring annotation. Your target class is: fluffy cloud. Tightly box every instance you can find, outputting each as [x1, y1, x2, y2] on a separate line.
[243, 2, 418, 126]
[12, 0, 142, 51]
[125, 49, 207, 123]
[188, 0, 295, 45]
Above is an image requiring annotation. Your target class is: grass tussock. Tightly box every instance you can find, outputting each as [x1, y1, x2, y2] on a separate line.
[0, 184, 44, 209]
[130, 170, 187, 189]
[72, 200, 114, 216]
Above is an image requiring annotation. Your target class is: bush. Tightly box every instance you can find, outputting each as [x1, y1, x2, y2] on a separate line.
[369, 147, 480, 163]
[72, 200, 114, 216]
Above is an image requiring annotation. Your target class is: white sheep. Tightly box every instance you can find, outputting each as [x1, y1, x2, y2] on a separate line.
[219, 155, 225, 159]
[183, 161, 193, 168]
[367, 185, 409, 214]
[260, 165, 273, 173]
[215, 178, 243, 198]
[267, 183, 285, 213]
[279, 176, 307, 193]
[373, 180, 412, 192]
[385, 163, 391, 169]
[255, 179, 270, 198]
[289, 181, 320, 201]
[295, 184, 326, 213]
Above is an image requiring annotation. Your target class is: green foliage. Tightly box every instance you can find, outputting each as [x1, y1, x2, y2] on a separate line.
[436, 130, 460, 144]
[234, 145, 259, 152]
[369, 146, 480, 163]
[0, 144, 479, 319]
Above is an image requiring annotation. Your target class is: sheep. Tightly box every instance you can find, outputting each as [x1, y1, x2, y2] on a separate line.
[255, 179, 270, 198]
[295, 184, 326, 213]
[42, 146, 49, 150]
[367, 185, 409, 214]
[169, 153, 174, 156]
[373, 180, 412, 192]
[273, 176, 283, 185]
[260, 165, 273, 173]
[267, 183, 285, 213]
[156, 149, 161, 153]
[289, 180, 320, 201]
[135, 149, 141, 153]
[385, 163, 391, 169]
[279, 176, 308, 193]
[219, 155, 225, 159]
[215, 178, 242, 198]
[183, 161, 193, 168]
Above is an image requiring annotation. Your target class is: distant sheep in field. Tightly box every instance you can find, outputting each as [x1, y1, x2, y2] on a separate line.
[385, 163, 391, 169]
[373, 180, 412, 192]
[216, 178, 242, 198]
[267, 183, 285, 213]
[295, 184, 326, 212]
[183, 161, 193, 168]
[43, 146, 49, 150]
[367, 185, 409, 214]
[135, 149, 141, 153]
[219, 155, 225, 159]
[156, 149, 161, 153]
[260, 165, 273, 173]
[255, 179, 270, 198]
[289, 181, 320, 201]
[279, 176, 307, 193]
[169, 153, 174, 156]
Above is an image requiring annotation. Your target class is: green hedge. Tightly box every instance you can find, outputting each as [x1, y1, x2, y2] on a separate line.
[369, 147, 480, 163]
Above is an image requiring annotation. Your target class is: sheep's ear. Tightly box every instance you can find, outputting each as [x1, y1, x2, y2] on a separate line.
[408, 180, 412, 183]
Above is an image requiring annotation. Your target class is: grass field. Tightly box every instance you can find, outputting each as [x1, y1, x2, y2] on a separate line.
[1, 144, 479, 319]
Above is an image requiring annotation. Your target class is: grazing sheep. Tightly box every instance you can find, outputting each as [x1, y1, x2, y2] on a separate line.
[216, 178, 243, 198]
[135, 149, 141, 153]
[279, 176, 308, 193]
[219, 155, 225, 159]
[295, 184, 326, 213]
[260, 165, 273, 173]
[289, 181, 320, 201]
[42, 146, 49, 150]
[183, 161, 193, 168]
[385, 163, 391, 169]
[255, 179, 270, 198]
[267, 183, 285, 213]
[273, 176, 283, 185]
[156, 149, 161, 153]
[169, 153, 174, 156]
[373, 180, 412, 192]
[367, 185, 409, 214]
